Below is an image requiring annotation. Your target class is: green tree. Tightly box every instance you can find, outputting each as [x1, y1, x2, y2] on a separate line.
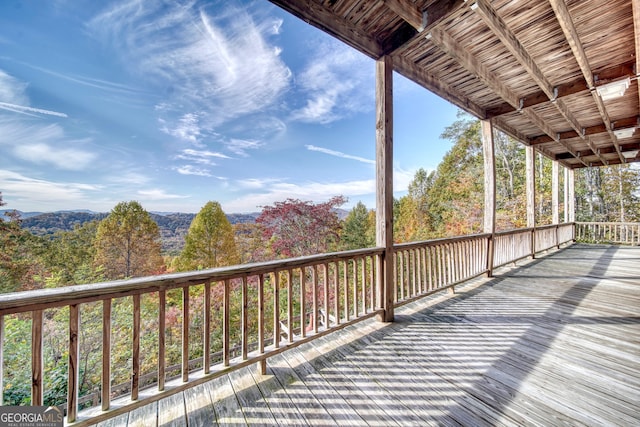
[42, 220, 102, 286]
[94, 201, 163, 280]
[174, 201, 240, 271]
[341, 201, 375, 250]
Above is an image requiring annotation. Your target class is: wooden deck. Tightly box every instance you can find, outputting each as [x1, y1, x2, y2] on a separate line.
[90, 244, 640, 426]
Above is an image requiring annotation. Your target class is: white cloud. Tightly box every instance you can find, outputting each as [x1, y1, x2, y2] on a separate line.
[88, 0, 291, 129]
[176, 148, 229, 165]
[0, 70, 29, 105]
[160, 112, 202, 144]
[306, 144, 375, 165]
[225, 138, 264, 157]
[224, 178, 374, 212]
[0, 69, 67, 118]
[0, 170, 101, 210]
[0, 120, 96, 170]
[291, 41, 373, 124]
[173, 165, 212, 177]
[137, 189, 189, 200]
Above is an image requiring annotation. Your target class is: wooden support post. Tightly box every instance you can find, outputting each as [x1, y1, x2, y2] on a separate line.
[564, 167, 569, 223]
[481, 119, 496, 277]
[567, 168, 576, 240]
[376, 55, 394, 322]
[526, 145, 536, 258]
[552, 161, 560, 248]
[552, 161, 559, 225]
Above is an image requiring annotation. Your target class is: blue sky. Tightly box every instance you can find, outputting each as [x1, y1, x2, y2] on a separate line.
[0, 0, 459, 214]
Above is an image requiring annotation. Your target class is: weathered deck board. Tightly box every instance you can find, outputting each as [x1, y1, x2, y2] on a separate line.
[91, 244, 639, 427]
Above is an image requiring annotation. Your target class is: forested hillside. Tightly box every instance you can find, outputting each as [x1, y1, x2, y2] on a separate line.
[13, 211, 260, 254]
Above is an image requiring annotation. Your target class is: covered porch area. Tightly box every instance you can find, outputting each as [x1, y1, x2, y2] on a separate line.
[92, 243, 640, 426]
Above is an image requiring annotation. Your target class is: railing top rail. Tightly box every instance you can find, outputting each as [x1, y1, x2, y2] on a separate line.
[0, 246, 384, 316]
[394, 232, 491, 250]
[576, 222, 640, 226]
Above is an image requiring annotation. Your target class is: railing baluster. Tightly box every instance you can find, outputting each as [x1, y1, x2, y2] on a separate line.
[31, 309, 43, 406]
[333, 263, 340, 325]
[300, 268, 306, 338]
[68, 304, 80, 422]
[242, 276, 248, 360]
[258, 274, 266, 374]
[132, 295, 140, 400]
[312, 265, 318, 333]
[273, 273, 280, 349]
[361, 258, 367, 314]
[223, 279, 230, 367]
[343, 260, 350, 321]
[102, 300, 112, 408]
[353, 258, 358, 317]
[204, 282, 211, 374]
[182, 287, 189, 382]
[158, 291, 165, 391]
[287, 269, 293, 342]
[323, 263, 329, 329]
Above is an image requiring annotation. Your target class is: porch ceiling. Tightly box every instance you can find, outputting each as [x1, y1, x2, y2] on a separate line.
[269, 0, 640, 169]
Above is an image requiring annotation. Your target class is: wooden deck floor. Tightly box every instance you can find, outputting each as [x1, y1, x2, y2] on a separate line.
[92, 244, 640, 426]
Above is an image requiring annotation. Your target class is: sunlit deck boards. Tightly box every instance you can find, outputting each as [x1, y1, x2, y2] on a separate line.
[91, 244, 640, 426]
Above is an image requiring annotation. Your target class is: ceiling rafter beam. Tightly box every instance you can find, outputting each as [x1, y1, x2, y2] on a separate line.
[492, 117, 566, 166]
[530, 115, 639, 145]
[428, 26, 588, 167]
[392, 55, 486, 118]
[548, 0, 624, 164]
[382, 0, 468, 54]
[267, 0, 383, 59]
[486, 62, 634, 118]
[471, 0, 590, 158]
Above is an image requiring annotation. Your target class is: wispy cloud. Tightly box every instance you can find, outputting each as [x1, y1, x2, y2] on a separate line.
[176, 148, 229, 165]
[137, 188, 189, 200]
[88, 0, 291, 131]
[0, 170, 101, 209]
[306, 144, 375, 165]
[0, 69, 68, 117]
[173, 165, 212, 177]
[0, 119, 96, 170]
[225, 138, 264, 157]
[290, 40, 373, 124]
[0, 102, 68, 118]
[224, 178, 374, 212]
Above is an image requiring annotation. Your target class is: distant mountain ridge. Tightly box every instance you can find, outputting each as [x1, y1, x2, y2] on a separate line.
[3, 209, 260, 255]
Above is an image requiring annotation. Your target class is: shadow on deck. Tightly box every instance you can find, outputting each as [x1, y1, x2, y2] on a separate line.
[92, 244, 640, 427]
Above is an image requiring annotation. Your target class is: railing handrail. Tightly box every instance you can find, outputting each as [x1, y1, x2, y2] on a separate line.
[0, 246, 385, 316]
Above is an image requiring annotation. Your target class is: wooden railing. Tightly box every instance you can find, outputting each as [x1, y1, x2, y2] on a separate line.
[0, 224, 580, 425]
[394, 234, 489, 304]
[576, 222, 640, 245]
[0, 248, 383, 425]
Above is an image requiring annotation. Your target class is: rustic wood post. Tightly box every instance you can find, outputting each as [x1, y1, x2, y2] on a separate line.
[564, 167, 569, 223]
[481, 119, 496, 277]
[376, 55, 394, 322]
[567, 167, 576, 240]
[526, 145, 536, 258]
[552, 160, 560, 248]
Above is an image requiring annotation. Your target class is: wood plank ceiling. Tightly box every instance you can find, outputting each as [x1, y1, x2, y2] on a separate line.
[269, 0, 640, 169]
